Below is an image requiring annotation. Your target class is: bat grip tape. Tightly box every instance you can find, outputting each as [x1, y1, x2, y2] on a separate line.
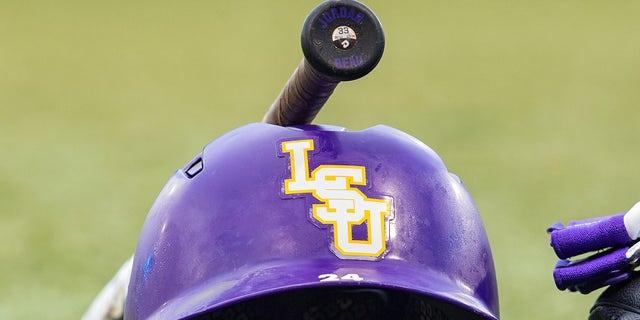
[263, 59, 339, 126]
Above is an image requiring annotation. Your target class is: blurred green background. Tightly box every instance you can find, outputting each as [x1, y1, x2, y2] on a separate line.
[1, 0, 639, 319]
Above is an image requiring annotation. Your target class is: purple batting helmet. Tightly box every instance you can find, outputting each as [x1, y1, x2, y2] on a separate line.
[124, 123, 499, 319]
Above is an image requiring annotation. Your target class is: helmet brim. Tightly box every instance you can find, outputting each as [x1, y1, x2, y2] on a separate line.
[149, 257, 498, 320]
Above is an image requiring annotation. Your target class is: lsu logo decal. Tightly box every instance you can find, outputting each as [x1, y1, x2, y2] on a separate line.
[281, 139, 392, 260]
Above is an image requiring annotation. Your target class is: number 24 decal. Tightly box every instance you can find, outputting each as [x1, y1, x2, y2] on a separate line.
[318, 273, 364, 282]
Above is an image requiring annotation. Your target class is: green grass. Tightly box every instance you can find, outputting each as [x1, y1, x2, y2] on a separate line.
[1, 0, 639, 318]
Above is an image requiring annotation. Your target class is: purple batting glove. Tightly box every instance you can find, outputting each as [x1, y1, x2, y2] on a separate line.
[549, 213, 630, 259]
[553, 246, 632, 294]
[548, 202, 640, 294]
[547, 202, 640, 260]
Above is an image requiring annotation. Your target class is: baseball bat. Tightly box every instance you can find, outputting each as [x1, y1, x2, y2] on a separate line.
[262, 0, 385, 126]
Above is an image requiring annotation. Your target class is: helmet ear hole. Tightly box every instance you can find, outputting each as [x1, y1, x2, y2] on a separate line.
[189, 287, 488, 320]
[184, 156, 204, 178]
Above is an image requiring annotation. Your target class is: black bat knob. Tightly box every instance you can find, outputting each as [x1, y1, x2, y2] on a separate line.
[301, 0, 385, 81]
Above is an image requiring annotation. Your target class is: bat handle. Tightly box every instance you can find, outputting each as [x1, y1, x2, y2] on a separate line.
[262, 59, 339, 126]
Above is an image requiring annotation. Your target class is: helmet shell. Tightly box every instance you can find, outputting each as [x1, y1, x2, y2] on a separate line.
[124, 123, 499, 319]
